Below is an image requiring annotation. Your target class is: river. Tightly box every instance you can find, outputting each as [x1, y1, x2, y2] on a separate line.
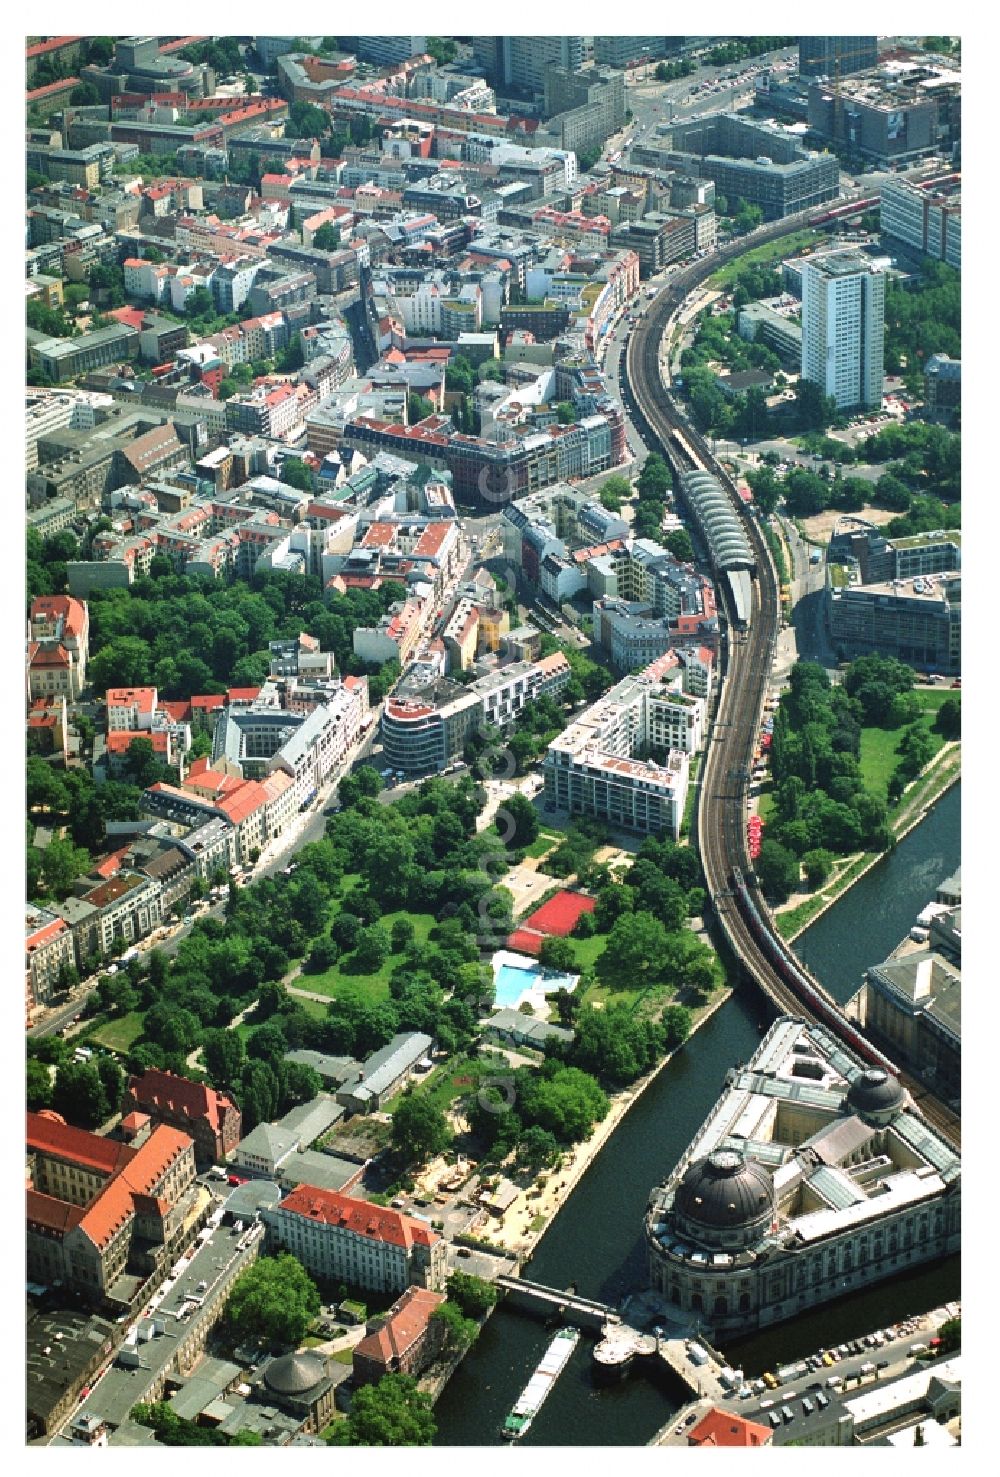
[433, 783, 960, 1446]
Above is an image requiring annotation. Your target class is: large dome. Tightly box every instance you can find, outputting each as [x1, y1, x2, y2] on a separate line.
[264, 1351, 326, 1397]
[674, 1149, 775, 1233]
[846, 1068, 906, 1120]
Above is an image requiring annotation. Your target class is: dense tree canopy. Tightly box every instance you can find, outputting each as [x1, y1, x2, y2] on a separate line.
[225, 1253, 320, 1347]
[327, 1374, 436, 1446]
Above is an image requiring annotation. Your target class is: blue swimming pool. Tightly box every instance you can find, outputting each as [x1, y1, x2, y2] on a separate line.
[494, 963, 540, 1009]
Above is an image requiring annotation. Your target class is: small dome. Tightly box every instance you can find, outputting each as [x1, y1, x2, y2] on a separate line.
[264, 1351, 326, 1397]
[674, 1149, 775, 1232]
[846, 1068, 906, 1119]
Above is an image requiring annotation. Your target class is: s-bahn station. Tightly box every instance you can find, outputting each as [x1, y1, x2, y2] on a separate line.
[645, 1017, 960, 1335]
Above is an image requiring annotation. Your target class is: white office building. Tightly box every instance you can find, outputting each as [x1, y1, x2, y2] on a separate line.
[801, 251, 885, 410]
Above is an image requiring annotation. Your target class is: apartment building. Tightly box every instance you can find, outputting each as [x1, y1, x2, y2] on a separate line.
[828, 571, 961, 674]
[263, 1185, 447, 1294]
[28, 595, 90, 701]
[30, 324, 140, 383]
[352, 1286, 446, 1387]
[26, 906, 77, 1015]
[801, 251, 886, 411]
[880, 172, 961, 269]
[543, 657, 701, 838]
[53, 871, 164, 961]
[853, 949, 960, 1104]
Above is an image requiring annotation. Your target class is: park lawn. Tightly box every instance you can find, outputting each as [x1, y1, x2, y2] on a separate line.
[708, 229, 821, 288]
[569, 931, 608, 972]
[390, 1053, 494, 1116]
[524, 831, 561, 859]
[89, 1011, 145, 1053]
[858, 726, 904, 801]
[859, 709, 951, 802]
[301, 908, 438, 1002]
[757, 783, 776, 823]
[911, 687, 961, 714]
[577, 975, 644, 1011]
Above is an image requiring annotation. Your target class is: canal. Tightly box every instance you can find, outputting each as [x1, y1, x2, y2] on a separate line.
[434, 784, 960, 1446]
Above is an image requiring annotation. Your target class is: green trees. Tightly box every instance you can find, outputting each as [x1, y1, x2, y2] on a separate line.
[568, 1003, 666, 1085]
[327, 1373, 436, 1446]
[426, 37, 458, 65]
[515, 1125, 561, 1171]
[27, 1058, 53, 1111]
[280, 457, 314, 491]
[664, 528, 695, 563]
[539, 937, 575, 973]
[934, 696, 961, 740]
[390, 1091, 452, 1164]
[606, 911, 669, 976]
[225, 1252, 320, 1347]
[755, 839, 800, 902]
[446, 1271, 498, 1318]
[802, 848, 835, 888]
[52, 1060, 111, 1128]
[311, 221, 340, 251]
[937, 1316, 961, 1352]
[431, 1299, 478, 1355]
[469, 1061, 607, 1155]
[503, 792, 539, 849]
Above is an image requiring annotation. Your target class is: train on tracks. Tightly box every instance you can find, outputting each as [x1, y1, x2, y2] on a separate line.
[729, 868, 902, 1076]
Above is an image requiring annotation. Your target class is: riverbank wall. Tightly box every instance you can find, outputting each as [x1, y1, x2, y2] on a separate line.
[779, 747, 959, 946]
[502, 986, 733, 1266]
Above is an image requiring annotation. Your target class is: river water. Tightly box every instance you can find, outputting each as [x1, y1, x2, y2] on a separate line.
[434, 783, 960, 1446]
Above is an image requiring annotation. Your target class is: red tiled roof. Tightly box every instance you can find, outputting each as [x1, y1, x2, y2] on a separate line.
[30, 595, 87, 634]
[105, 730, 170, 754]
[215, 780, 269, 827]
[78, 1125, 192, 1250]
[160, 699, 192, 724]
[227, 687, 261, 703]
[278, 1185, 441, 1249]
[27, 1112, 134, 1177]
[353, 1285, 445, 1368]
[26, 1188, 85, 1236]
[688, 1410, 772, 1447]
[190, 693, 226, 711]
[26, 917, 69, 951]
[106, 686, 157, 714]
[127, 1068, 235, 1135]
[26, 36, 83, 59]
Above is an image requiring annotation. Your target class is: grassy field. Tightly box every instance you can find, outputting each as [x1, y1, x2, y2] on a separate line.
[859, 690, 957, 802]
[708, 229, 821, 288]
[299, 909, 437, 1002]
[524, 831, 561, 859]
[392, 1053, 497, 1116]
[89, 1011, 145, 1053]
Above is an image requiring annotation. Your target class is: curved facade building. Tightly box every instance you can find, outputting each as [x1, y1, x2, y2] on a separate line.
[646, 1017, 960, 1334]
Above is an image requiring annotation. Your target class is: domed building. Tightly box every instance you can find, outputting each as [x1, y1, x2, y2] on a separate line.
[252, 1351, 335, 1434]
[646, 1017, 960, 1334]
[845, 1067, 908, 1125]
[673, 1150, 776, 1251]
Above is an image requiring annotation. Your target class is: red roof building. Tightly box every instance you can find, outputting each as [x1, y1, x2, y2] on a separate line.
[26, 1111, 197, 1301]
[687, 1410, 773, 1447]
[123, 1068, 241, 1169]
[264, 1185, 448, 1295]
[352, 1285, 446, 1386]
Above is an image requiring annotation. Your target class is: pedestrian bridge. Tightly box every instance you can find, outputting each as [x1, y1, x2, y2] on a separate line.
[495, 1275, 621, 1331]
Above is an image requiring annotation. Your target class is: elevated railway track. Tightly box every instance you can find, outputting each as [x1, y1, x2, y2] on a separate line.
[624, 208, 960, 1151]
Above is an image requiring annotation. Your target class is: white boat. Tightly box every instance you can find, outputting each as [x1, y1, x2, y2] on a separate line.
[502, 1327, 580, 1439]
